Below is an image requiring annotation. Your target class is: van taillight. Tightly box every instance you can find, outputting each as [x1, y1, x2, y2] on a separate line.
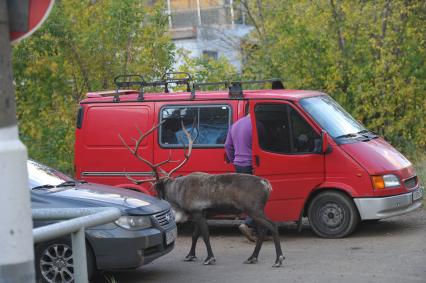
[76, 106, 84, 129]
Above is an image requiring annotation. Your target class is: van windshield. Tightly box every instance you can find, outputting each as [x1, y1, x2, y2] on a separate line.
[300, 95, 367, 139]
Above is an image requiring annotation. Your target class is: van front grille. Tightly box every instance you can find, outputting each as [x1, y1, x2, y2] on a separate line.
[404, 176, 417, 189]
[153, 209, 174, 228]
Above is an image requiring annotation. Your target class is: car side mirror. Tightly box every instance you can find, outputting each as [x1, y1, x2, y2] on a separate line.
[321, 130, 330, 153]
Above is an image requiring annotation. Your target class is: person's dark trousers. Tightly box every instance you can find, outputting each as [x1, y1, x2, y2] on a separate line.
[234, 165, 257, 231]
[234, 165, 253, 175]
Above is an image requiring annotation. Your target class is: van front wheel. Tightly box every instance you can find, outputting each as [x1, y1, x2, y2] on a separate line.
[308, 191, 359, 238]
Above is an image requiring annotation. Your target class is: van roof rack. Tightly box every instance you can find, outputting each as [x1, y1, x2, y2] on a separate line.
[110, 75, 283, 101]
[191, 79, 284, 99]
[161, 72, 192, 93]
[113, 74, 146, 102]
[113, 72, 193, 102]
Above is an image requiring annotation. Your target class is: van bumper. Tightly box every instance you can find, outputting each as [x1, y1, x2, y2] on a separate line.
[354, 187, 423, 220]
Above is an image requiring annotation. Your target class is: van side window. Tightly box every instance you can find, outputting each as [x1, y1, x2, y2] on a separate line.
[255, 104, 320, 154]
[255, 104, 291, 153]
[160, 105, 231, 147]
[290, 108, 321, 153]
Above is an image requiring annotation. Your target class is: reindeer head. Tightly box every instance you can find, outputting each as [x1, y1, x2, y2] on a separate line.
[119, 119, 196, 199]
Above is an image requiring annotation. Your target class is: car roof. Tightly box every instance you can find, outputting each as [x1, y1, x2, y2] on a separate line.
[82, 89, 326, 104]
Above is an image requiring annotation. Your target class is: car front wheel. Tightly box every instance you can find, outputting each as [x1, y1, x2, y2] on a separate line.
[308, 191, 360, 238]
[35, 239, 95, 283]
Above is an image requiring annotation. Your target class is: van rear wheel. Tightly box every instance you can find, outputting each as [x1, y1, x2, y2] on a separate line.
[308, 191, 359, 238]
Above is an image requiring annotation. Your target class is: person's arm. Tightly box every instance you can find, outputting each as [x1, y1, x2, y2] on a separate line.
[224, 127, 235, 163]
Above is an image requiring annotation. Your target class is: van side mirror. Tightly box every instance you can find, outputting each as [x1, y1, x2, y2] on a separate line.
[321, 130, 330, 153]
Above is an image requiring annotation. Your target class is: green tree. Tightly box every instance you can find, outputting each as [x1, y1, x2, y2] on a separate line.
[177, 49, 239, 86]
[13, 0, 175, 173]
[240, 0, 425, 159]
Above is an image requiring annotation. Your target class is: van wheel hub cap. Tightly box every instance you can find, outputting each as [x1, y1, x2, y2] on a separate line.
[320, 203, 344, 227]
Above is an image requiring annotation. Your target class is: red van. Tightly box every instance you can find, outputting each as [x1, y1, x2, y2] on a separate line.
[74, 75, 423, 238]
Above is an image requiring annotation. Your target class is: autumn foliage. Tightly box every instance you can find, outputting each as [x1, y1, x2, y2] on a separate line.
[13, 0, 425, 176]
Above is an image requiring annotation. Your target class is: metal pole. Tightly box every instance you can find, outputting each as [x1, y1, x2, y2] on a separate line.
[196, 0, 202, 26]
[167, 0, 172, 29]
[230, 0, 235, 28]
[0, 0, 35, 282]
[33, 208, 121, 283]
[33, 208, 122, 243]
[71, 228, 88, 283]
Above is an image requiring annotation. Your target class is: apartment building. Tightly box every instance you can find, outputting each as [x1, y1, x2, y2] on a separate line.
[165, 0, 252, 71]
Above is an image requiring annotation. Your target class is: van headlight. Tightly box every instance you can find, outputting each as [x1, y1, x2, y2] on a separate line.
[371, 174, 401, 190]
[115, 216, 152, 230]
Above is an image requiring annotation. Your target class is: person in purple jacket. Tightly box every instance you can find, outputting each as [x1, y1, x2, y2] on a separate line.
[224, 103, 258, 242]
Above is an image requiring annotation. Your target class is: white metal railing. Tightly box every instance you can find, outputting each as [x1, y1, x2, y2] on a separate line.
[33, 207, 121, 283]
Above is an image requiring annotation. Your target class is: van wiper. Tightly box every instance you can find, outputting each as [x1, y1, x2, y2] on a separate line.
[357, 130, 379, 139]
[335, 133, 358, 139]
[32, 184, 55, 190]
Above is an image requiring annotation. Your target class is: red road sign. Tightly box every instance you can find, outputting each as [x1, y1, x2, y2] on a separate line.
[9, 0, 55, 44]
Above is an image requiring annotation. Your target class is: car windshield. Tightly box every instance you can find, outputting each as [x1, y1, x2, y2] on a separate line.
[299, 95, 367, 139]
[28, 160, 74, 189]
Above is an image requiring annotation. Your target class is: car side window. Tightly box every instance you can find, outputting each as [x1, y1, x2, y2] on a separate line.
[255, 103, 320, 154]
[160, 105, 231, 147]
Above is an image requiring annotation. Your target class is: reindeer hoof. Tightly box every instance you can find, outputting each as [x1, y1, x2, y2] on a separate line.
[272, 255, 285, 268]
[183, 255, 197, 262]
[203, 257, 216, 265]
[243, 257, 258, 264]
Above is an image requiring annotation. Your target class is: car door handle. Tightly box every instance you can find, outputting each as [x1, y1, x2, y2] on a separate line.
[255, 155, 260, 166]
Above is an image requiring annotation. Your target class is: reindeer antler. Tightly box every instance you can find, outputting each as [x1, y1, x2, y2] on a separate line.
[119, 120, 171, 184]
[120, 117, 197, 184]
[167, 119, 198, 177]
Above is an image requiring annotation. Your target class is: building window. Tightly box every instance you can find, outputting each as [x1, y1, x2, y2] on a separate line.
[160, 105, 231, 147]
[202, 50, 218, 59]
[171, 0, 198, 11]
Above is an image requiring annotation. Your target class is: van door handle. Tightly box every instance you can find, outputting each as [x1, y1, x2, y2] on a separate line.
[255, 155, 260, 166]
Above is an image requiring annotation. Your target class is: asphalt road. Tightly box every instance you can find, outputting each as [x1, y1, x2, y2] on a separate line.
[113, 207, 426, 283]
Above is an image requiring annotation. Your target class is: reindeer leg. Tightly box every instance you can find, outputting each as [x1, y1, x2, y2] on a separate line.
[267, 221, 284, 268]
[184, 224, 199, 261]
[193, 211, 216, 265]
[245, 213, 285, 267]
[269, 222, 285, 268]
[244, 231, 264, 264]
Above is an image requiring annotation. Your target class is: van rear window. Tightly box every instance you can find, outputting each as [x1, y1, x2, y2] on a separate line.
[160, 105, 231, 148]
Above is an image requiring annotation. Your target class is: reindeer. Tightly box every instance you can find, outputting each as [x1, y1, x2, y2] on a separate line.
[119, 121, 285, 267]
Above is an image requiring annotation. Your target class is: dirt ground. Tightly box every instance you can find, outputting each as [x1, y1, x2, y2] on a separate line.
[114, 207, 426, 283]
